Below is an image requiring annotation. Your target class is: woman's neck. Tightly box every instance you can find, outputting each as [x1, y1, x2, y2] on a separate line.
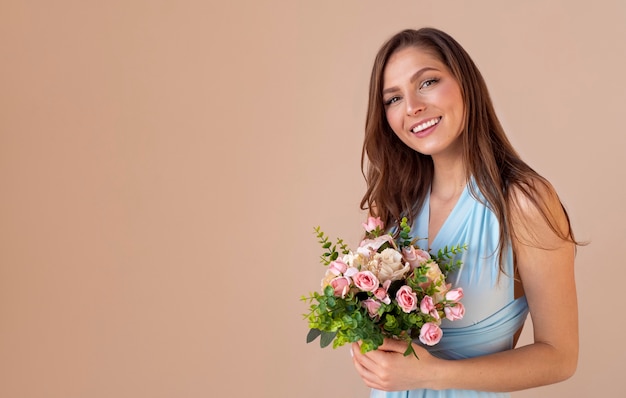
[430, 155, 467, 202]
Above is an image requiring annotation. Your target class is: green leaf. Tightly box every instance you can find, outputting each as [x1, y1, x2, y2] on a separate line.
[377, 241, 392, 252]
[403, 343, 419, 359]
[320, 331, 337, 348]
[306, 328, 322, 343]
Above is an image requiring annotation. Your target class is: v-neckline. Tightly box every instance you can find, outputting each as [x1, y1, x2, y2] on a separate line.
[427, 183, 469, 249]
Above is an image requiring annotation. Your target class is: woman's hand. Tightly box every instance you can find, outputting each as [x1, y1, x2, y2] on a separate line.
[351, 338, 441, 391]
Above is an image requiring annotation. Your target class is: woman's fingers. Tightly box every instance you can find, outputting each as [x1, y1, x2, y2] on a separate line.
[377, 338, 412, 353]
[352, 343, 385, 389]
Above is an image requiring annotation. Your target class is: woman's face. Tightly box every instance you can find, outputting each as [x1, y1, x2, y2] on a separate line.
[382, 46, 465, 160]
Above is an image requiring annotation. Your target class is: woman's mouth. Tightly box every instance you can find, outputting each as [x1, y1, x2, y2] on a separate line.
[411, 117, 442, 134]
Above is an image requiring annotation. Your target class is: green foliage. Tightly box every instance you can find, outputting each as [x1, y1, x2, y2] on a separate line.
[306, 328, 321, 343]
[302, 284, 432, 355]
[320, 331, 337, 348]
[314, 226, 350, 265]
[398, 217, 413, 248]
[434, 243, 468, 274]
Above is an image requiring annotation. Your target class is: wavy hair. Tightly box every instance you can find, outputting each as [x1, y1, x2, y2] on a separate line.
[360, 27, 578, 271]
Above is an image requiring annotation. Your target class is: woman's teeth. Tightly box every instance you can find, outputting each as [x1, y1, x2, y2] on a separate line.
[412, 117, 441, 133]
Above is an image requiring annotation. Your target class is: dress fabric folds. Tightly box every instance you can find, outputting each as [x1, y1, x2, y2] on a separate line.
[371, 181, 529, 398]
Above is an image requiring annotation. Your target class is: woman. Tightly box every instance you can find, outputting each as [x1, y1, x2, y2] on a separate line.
[351, 28, 579, 397]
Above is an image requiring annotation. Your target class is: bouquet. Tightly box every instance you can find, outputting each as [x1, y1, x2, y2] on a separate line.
[302, 216, 466, 357]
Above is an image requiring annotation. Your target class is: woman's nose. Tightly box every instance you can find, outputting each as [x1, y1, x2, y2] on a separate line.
[405, 93, 425, 115]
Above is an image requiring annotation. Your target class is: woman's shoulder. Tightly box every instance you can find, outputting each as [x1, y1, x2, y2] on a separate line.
[507, 175, 572, 245]
[507, 175, 560, 210]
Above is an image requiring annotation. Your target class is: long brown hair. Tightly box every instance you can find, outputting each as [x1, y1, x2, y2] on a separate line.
[360, 27, 577, 271]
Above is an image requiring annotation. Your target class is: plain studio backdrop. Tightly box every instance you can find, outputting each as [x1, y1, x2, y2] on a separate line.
[1, 1, 624, 397]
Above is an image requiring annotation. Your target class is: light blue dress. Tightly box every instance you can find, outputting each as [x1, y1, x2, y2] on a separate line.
[371, 181, 529, 398]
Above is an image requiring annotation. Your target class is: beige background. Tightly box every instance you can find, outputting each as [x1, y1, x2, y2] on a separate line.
[1, 1, 624, 397]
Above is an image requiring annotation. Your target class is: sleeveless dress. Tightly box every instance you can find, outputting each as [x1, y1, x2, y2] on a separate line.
[371, 180, 529, 398]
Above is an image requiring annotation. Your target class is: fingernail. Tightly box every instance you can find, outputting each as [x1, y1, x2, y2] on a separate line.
[350, 348, 354, 357]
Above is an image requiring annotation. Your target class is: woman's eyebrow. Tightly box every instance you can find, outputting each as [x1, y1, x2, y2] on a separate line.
[382, 67, 440, 95]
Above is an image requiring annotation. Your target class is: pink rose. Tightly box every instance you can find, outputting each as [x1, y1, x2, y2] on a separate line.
[419, 322, 443, 346]
[322, 263, 357, 288]
[445, 288, 464, 303]
[357, 235, 394, 257]
[420, 295, 436, 315]
[330, 277, 351, 298]
[328, 259, 348, 276]
[402, 246, 431, 269]
[444, 303, 465, 321]
[362, 216, 385, 233]
[420, 295, 440, 322]
[373, 280, 391, 304]
[396, 285, 418, 313]
[353, 271, 379, 292]
[362, 298, 382, 318]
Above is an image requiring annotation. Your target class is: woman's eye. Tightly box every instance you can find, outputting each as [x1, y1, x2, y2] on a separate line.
[420, 78, 439, 90]
[384, 96, 400, 106]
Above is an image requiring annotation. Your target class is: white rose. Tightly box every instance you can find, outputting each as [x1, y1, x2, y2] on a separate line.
[342, 252, 367, 270]
[356, 235, 394, 257]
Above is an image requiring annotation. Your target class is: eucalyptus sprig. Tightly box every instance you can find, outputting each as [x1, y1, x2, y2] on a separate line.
[398, 217, 413, 248]
[434, 244, 468, 274]
[314, 226, 350, 265]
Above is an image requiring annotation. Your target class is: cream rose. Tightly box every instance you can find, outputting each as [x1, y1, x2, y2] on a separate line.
[419, 262, 448, 299]
[321, 271, 336, 288]
[368, 248, 410, 283]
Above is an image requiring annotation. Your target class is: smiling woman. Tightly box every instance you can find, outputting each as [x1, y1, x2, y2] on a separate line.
[353, 27, 581, 398]
[382, 46, 465, 164]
